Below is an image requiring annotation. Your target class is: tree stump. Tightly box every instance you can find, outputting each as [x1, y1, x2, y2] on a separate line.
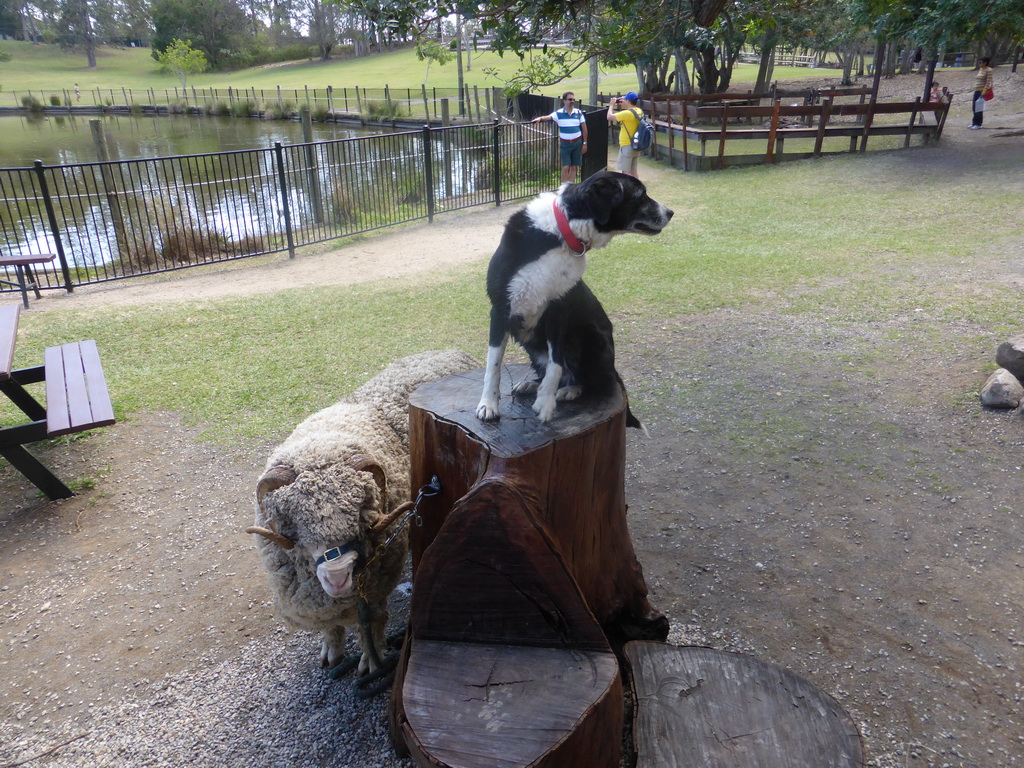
[389, 364, 668, 767]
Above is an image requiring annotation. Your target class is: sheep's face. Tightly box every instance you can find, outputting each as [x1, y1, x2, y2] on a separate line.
[255, 463, 383, 599]
[311, 546, 359, 598]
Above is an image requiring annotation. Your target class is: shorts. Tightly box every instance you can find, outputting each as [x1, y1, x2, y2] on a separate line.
[560, 139, 583, 167]
[617, 145, 639, 174]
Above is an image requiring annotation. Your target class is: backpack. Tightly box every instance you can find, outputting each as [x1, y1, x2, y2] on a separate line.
[628, 108, 654, 151]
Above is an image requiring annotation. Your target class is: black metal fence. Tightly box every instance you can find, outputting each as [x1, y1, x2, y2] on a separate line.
[0, 118, 600, 295]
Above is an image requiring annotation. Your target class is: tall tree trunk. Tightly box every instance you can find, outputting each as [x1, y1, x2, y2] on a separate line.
[754, 29, 778, 95]
[588, 55, 599, 107]
[870, 37, 885, 101]
[673, 48, 692, 95]
[841, 45, 855, 85]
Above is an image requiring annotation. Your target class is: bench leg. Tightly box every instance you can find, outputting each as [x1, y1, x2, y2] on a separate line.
[0, 443, 74, 499]
[14, 265, 29, 309]
[24, 264, 43, 300]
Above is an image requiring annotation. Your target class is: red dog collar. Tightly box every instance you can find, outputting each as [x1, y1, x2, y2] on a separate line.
[553, 199, 586, 255]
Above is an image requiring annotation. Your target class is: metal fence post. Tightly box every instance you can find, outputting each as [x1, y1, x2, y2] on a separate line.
[422, 125, 435, 223]
[274, 142, 296, 259]
[32, 160, 74, 293]
[493, 120, 502, 207]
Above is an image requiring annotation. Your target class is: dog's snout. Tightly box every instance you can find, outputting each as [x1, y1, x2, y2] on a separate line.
[663, 206, 674, 221]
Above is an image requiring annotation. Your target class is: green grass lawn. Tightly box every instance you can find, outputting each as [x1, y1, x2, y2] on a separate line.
[1, 40, 836, 99]
[5, 138, 1022, 448]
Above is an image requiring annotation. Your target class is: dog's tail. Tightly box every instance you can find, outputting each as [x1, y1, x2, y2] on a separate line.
[626, 406, 649, 436]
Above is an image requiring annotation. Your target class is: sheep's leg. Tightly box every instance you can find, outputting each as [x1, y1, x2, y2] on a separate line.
[356, 610, 389, 676]
[320, 626, 348, 668]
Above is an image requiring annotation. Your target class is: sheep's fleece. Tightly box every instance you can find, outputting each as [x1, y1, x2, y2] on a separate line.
[251, 349, 480, 669]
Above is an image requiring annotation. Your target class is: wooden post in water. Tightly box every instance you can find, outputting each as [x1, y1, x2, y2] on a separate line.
[440, 99, 453, 198]
[301, 108, 324, 225]
[89, 120, 129, 259]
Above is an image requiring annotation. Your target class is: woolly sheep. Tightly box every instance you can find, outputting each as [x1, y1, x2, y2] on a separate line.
[247, 349, 480, 674]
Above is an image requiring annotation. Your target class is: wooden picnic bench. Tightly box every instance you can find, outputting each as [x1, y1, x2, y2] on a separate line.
[0, 303, 115, 499]
[0, 253, 57, 309]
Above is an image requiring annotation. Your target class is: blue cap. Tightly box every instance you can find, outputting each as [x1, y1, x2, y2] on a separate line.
[625, 91, 639, 102]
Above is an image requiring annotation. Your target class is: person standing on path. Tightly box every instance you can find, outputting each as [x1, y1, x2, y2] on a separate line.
[608, 91, 642, 178]
[970, 57, 994, 129]
[532, 92, 588, 183]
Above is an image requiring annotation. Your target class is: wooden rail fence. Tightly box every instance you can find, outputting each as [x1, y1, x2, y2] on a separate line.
[603, 89, 952, 172]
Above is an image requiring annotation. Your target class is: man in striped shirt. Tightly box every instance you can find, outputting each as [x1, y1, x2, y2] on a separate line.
[532, 92, 589, 183]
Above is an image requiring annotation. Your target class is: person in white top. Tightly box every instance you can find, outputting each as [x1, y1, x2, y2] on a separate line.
[532, 92, 589, 183]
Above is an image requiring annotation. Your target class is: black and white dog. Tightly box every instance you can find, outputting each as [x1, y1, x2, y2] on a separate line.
[475, 171, 673, 426]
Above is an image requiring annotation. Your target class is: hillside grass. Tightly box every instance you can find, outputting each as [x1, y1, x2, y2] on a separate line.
[1, 40, 834, 99]
[5, 138, 1022, 445]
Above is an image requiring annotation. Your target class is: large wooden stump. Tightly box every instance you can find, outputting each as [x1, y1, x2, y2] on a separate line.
[390, 364, 668, 767]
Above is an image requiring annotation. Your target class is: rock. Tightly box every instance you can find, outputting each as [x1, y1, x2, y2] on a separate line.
[995, 334, 1024, 379]
[980, 368, 1024, 409]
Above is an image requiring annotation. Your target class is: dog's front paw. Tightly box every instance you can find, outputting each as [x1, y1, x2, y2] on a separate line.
[556, 385, 582, 402]
[476, 401, 500, 421]
[533, 395, 557, 422]
[512, 379, 539, 396]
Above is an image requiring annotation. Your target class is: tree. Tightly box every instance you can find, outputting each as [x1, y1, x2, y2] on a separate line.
[416, 38, 454, 85]
[302, 0, 341, 59]
[156, 37, 208, 85]
[56, 0, 99, 67]
[151, 0, 252, 70]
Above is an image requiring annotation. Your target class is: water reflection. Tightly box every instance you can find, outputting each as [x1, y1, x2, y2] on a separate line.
[0, 113, 380, 168]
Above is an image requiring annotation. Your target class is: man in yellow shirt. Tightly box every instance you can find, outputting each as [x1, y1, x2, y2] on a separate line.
[607, 91, 642, 178]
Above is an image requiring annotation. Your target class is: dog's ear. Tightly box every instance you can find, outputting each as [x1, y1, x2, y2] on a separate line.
[585, 175, 626, 225]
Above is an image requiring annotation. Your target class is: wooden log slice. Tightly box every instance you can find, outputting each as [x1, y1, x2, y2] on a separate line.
[625, 642, 864, 768]
[401, 641, 621, 768]
[394, 475, 622, 767]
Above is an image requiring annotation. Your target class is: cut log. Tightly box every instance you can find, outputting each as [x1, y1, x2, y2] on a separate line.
[395, 475, 622, 767]
[390, 365, 666, 766]
[404, 364, 667, 643]
[626, 642, 864, 768]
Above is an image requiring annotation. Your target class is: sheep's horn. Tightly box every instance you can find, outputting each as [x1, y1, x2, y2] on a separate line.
[245, 525, 295, 549]
[369, 500, 415, 535]
[348, 455, 387, 514]
[257, 465, 298, 506]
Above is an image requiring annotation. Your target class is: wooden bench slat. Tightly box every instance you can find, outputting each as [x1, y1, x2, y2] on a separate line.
[79, 340, 115, 425]
[45, 340, 115, 437]
[44, 345, 70, 435]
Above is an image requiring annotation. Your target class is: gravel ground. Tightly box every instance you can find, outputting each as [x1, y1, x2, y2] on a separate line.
[2, 67, 1023, 768]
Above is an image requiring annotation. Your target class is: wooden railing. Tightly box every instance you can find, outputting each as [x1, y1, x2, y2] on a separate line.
[603, 90, 953, 172]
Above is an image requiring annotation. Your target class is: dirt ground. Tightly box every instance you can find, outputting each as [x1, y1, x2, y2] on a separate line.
[1, 67, 1023, 768]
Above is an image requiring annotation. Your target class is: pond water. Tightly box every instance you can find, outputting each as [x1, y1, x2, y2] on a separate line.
[0, 113, 543, 278]
[0, 112, 380, 168]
